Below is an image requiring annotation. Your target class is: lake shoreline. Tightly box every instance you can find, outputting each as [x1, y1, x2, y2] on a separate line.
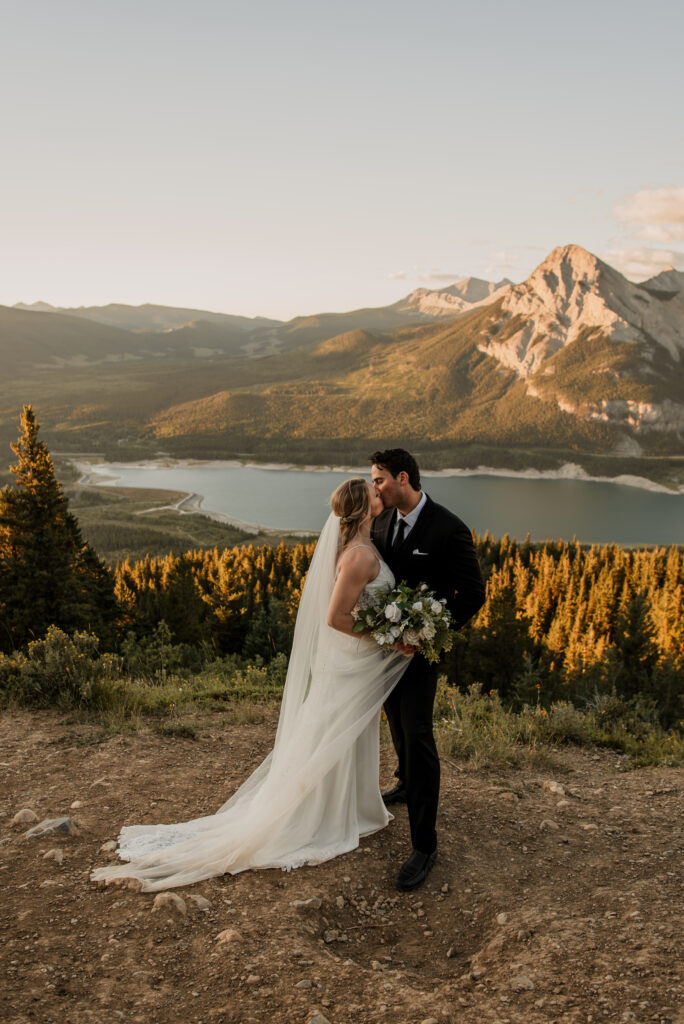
[71, 457, 684, 545]
[72, 461, 317, 537]
[73, 455, 684, 496]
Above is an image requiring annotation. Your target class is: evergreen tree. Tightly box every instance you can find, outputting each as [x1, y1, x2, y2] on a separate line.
[0, 406, 116, 651]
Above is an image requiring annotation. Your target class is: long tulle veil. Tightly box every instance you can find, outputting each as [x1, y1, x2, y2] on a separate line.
[214, 511, 343, 815]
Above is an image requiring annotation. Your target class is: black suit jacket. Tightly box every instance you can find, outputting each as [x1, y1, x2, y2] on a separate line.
[372, 495, 486, 631]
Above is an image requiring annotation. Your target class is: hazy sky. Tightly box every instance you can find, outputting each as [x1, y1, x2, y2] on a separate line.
[2, 0, 683, 319]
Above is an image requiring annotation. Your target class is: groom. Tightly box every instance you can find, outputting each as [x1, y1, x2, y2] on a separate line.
[370, 448, 486, 891]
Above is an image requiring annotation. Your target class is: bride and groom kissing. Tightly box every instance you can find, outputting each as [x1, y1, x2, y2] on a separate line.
[92, 448, 486, 894]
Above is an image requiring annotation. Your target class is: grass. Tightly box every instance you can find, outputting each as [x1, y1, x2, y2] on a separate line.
[2, 630, 680, 767]
[432, 681, 684, 770]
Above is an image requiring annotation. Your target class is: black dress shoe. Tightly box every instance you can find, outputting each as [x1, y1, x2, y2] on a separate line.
[395, 848, 437, 891]
[381, 783, 407, 805]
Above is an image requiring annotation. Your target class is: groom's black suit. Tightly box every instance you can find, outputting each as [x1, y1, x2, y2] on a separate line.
[372, 495, 486, 855]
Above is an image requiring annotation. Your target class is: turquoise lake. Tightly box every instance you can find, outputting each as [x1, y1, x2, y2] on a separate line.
[82, 461, 684, 546]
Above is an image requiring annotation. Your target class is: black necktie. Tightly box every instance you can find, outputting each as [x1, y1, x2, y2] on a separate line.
[393, 518, 407, 550]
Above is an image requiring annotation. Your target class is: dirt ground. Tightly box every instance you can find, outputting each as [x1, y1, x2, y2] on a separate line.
[1, 709, 682, 1024]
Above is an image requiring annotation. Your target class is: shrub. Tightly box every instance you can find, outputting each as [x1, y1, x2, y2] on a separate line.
[0, 626, 122, 708]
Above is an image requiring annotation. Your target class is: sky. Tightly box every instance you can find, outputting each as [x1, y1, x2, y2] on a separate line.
[1, 0, 683, 320]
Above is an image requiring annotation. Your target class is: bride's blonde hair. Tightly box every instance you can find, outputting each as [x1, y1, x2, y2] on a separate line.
[331, 478, 370, 546]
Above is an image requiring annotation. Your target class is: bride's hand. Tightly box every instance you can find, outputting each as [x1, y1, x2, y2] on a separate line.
[391, 641, 416, 657]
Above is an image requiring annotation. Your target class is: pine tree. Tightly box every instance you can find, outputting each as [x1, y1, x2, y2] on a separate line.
[0, 406, 116, 651]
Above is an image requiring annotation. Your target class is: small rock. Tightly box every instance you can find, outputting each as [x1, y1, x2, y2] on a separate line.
[152, 892, 186, 916]
[371, 960, 382, 971]
[295, 979, 313, 989]
[307, 1013, 332, 1024]
[216, 928, 242, 945]
[556, 799, 570, 809]
[245, 974, 260, 985]
[335, 895, 345, 909]
[542, 781, 565, 796]
[291, 896, 322, 910]
[323, 929, 339, 943]
[539, 819, 559, 831]
[70, 800, 83, 809]
[441, 883, 449, 893]
[42, 848, 64, 864]
[40, 879, 60, 888]
[100, 840, 117, 853]
[12, 808, 39, 826]
[446, 947, 455, 958]
[517, 928, 531, 941]
[421, 1018, 439, 1024]
[496, 912, 508, 925]
[89, 777, 110, 788]
[580, 822, 599, 831]
[24, 817, 76, 839]
[188, 895, 211, 911]
[511, 974, 535, 991]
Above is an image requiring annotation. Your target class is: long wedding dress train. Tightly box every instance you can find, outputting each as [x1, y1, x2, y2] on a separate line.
[91, 515, 409, 892]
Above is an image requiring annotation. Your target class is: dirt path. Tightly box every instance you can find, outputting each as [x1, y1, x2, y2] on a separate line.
[1, 710, 682, 1024]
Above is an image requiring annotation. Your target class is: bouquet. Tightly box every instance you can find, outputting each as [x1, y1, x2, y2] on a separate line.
[352, 581, 454, 664]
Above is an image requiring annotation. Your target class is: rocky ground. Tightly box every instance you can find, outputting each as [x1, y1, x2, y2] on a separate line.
[1, 708, 682, 1024]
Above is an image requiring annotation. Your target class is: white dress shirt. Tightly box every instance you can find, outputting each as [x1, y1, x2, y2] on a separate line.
[392, 491, 427, 545]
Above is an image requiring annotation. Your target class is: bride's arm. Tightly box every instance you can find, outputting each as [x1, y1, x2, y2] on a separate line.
[326, 547, 377, 637]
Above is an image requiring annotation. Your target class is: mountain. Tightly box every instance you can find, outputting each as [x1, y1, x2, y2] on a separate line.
[12, 301, 280, 334]
[476, 245, 684, 443]
[393, 277, 513, 317]
[2, 250, 682, 479]
[8, 282, 509, 367]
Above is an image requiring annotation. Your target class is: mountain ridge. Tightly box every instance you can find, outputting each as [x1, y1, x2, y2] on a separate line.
[2, 246, 683, 483]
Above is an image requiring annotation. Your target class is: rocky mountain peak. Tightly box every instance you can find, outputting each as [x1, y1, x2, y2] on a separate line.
[641, 267, 684, 295]
[478, 244, 684, 379]
[396, 275, 513, 317]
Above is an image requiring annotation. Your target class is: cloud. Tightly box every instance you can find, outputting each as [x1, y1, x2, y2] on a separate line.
[387, 268, 463, 284]
[615, 187, 684, 242]
[600, 245, 684, 280]
[417, 271, 463, 283]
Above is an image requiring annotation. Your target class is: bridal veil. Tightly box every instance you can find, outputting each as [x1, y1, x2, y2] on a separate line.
[91, 512, 410, 891]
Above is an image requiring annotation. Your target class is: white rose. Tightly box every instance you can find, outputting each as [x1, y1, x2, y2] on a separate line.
[384, 603, 402, 624]
[390, 626, 401, 638]
[412, 601, 424, 611]
[404, 629, 421, 647]
[376, 634, 388, 646]
[420, 622, 436, 641]
[420, 584, 428, 591]
[431, 601, 442, 615]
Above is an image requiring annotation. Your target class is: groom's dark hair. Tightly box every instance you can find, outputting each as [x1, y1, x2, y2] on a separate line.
[369, 448, 421, 490]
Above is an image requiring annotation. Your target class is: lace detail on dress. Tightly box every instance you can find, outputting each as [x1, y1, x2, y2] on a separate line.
[117, 824, 198, 862]
[352, 559, 394, 616]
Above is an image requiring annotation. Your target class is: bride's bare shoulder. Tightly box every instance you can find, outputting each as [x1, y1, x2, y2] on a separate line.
[336, 542, 380, 576]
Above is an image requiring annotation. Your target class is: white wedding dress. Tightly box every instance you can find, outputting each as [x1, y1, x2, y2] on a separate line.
[91, 514, 410, 892]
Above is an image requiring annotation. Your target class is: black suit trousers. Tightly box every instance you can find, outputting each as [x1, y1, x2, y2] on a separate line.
[383, 654, 439, 855]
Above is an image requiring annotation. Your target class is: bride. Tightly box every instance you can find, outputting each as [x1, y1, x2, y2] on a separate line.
[91, 478, 412, 891]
